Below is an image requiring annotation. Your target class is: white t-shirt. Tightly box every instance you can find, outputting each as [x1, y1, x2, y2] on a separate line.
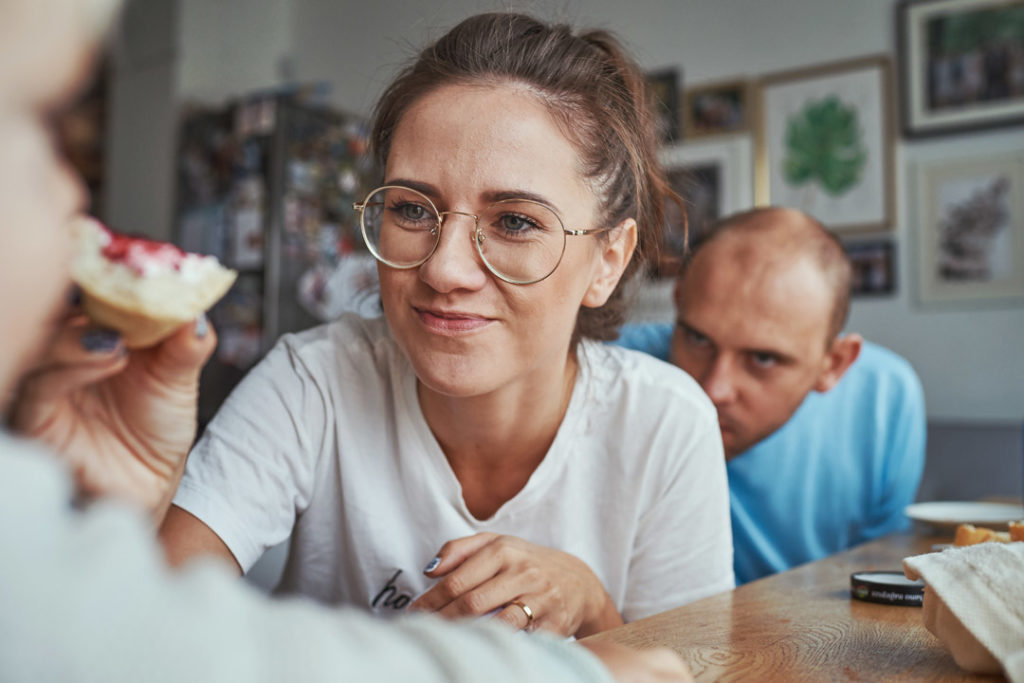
[175, 314, 733, 621]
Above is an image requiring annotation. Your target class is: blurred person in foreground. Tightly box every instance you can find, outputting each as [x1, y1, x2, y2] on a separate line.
[617, 207, 926, 584]
[0, 1, 690, 680]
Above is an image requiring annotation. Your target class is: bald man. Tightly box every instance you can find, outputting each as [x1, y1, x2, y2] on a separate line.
[617, 208, 926, 583]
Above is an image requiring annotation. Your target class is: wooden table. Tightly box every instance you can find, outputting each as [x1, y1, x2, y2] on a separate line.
[587, 533, 1005, 681]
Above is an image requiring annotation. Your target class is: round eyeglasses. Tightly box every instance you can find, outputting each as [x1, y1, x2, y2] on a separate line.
[353, 185, 611, 285]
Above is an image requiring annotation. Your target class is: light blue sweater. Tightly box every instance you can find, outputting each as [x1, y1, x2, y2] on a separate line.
[615, 323, 926, 584]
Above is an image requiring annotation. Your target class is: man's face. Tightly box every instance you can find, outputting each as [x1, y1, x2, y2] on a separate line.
[669, 241, 835, 459]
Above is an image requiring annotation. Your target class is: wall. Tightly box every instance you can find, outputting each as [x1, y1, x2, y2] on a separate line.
[288, 0, 899, 115]
[177, 0, 292, 104]
[848, 127, 1024, 423]
[918, 422, 1023, 502]
[104, 0, 179, 241]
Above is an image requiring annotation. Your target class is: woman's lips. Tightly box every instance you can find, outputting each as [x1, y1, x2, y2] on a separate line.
[414, 307, 492, 334]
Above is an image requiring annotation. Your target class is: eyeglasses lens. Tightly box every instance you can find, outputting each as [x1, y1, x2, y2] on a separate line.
[360, 187, 567, 283]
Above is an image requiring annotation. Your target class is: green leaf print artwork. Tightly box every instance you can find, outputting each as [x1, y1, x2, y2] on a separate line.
[783, 96, 866, 197]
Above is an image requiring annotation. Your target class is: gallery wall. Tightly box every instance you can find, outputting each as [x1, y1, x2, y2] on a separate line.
[117, 0, 1024, 423]
[284, 0, 1024, 423]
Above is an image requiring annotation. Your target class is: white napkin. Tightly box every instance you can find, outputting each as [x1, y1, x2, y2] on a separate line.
[904, 542, 1024, 681]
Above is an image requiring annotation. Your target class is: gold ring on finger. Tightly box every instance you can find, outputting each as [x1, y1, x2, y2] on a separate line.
[509, 600, 534, 630]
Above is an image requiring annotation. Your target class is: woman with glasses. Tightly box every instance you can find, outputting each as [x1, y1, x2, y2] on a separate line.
[19, 12, 733, 638]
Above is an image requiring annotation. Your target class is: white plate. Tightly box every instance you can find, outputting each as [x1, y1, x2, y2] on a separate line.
[905, 501, 1024, 529]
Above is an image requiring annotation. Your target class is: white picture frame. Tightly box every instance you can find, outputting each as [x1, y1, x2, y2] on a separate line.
[630, 136, 754, 323]
[756, 56, 894, 233]
[660, 135, 754, 217]
[657, 135, 754, 269]
[913, 152, 1024, 305]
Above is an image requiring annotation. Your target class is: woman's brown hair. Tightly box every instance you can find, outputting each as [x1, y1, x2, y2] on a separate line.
[370, 12, 678, 343]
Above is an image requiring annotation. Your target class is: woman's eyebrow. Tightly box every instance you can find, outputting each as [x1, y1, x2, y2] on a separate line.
[481, 189, 560, 213]
[383, 178, 561, 213]
[382, 178, 441, 198]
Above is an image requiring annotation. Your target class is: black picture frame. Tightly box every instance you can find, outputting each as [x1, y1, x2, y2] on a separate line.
[845, 240, 896, 297]
[898, 0, 1024, 138]
[683, 79, 751, 139]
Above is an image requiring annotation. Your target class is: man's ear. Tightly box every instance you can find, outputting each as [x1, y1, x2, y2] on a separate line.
[581, 218, 638, 308]
[813, 333, 863, 393]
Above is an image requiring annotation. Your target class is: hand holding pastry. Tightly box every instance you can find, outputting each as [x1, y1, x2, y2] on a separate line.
[11, 218, 234, 520]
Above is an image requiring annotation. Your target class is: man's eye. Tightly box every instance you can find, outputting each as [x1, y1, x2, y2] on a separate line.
[750, 352, 778, 368]
[685, 329, 709, 346]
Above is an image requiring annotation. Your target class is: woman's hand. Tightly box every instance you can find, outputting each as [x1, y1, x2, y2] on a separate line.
[11, 311, 216, 520]
[408, 532, 624, 638]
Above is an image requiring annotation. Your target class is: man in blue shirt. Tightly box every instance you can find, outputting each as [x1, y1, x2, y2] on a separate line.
[618, 207, 926, 584]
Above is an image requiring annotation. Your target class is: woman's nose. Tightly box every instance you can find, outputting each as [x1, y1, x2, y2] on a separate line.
[417, 212, 490, 293]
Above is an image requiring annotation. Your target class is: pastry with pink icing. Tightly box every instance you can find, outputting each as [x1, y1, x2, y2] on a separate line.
[71, 217, 237, 348]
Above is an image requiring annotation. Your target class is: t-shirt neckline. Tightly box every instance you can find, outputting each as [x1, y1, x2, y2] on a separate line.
[396, 342, 594, 524]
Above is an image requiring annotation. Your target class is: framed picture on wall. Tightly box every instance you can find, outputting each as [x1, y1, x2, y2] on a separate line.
[683, 79, 752, 138]
[898, 0, 1024, 138]
[645, 68, 682, 143]
[654, 135, 755, 277]
[913, 152, 1024, 305]
[756, 55, 894, 234]
[845, 240, 896, 296]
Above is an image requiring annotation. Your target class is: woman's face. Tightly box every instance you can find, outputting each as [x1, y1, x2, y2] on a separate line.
[377, 82, 622, 399]
[0, 113, 83, 401]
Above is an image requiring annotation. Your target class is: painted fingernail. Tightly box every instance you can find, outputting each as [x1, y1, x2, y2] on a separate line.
[423, 557, 441, 573]
[194, 314, 208, 339]
[80, 329, 121, 353]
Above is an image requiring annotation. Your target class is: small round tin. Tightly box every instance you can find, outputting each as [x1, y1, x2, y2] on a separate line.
[850, 571, 925, 606]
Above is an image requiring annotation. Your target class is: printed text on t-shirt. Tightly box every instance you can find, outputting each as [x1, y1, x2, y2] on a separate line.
[371, 569, 413, 610]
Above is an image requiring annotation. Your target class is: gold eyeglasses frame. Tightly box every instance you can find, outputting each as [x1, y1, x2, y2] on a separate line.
[353, 184, 612, 285]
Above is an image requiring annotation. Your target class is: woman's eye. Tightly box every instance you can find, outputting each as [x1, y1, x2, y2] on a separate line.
[391, 203, 431, 222]
[401, 204, 428, 220]
[499, 214, 537, 233]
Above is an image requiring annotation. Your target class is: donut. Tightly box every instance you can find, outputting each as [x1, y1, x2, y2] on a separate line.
[71, 217, 237, 348]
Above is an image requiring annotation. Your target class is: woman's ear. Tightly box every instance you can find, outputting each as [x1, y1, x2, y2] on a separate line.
[581, 218, 637, 308]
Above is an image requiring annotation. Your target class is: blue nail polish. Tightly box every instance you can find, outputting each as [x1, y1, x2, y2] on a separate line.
[80, 329, 120, 353]
[424, 557, 441, 573]
[194, 314, 208, 339]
